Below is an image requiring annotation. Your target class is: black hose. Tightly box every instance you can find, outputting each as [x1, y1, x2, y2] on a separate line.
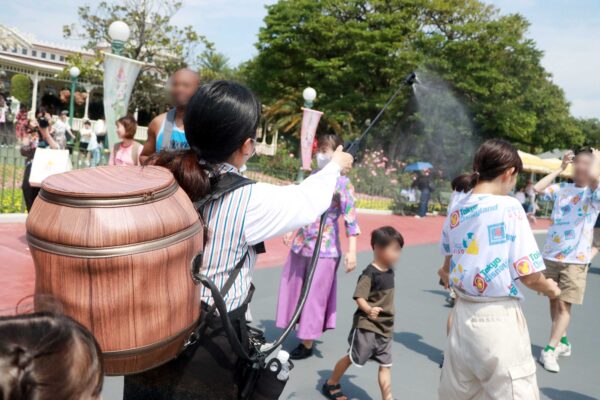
[259, 213, 327, 355]
[198, 274, 252, 361]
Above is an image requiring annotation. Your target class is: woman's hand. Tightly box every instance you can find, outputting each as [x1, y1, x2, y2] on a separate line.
[331, 145, 353, 173]
[561, 150, 574, 171]
[590, 148, 600, 182]
[282, 232, 294, 246]
[344, 252, 357, 273]
[438, 267, 450, 289]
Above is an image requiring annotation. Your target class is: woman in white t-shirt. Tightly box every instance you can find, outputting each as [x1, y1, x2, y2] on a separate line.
[437, 139, 560, 400]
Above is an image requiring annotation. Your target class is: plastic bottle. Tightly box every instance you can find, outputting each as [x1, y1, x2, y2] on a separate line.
[269, 350, 290, 381]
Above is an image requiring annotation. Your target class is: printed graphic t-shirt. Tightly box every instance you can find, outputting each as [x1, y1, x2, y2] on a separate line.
[440, 194, 544, 299]
[542, 183, 600, 264]
[352, 264, 395, 338]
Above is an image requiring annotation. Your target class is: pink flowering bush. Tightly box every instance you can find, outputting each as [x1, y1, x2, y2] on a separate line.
[346, 149, 413, 198]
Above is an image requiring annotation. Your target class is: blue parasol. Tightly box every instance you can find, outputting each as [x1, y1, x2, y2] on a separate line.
[404, 162, 433, 172]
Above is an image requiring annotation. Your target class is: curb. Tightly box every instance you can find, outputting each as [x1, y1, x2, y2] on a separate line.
[356, 208, 394, 215]
[0, 213, 27, 223]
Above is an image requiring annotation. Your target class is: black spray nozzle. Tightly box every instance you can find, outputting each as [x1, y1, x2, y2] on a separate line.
[404, 71, 419, 86]
[344, 139, 361, 157]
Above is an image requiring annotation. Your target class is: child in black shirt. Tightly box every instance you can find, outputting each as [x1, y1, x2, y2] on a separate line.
[322, 226, 404, 400]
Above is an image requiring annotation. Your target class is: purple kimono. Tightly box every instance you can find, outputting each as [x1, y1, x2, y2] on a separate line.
[275, 175, 360, 339]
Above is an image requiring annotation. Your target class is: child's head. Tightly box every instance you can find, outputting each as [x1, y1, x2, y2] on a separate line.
[83, 120, 91, 128]
[371, 226, 404, 267]
[0, 312, 103, 400]
[316, 134, 343, 169]
[116, 115, 137, 140]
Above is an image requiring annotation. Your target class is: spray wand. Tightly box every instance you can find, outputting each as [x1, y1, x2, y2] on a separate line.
[344, 71, 418, 157]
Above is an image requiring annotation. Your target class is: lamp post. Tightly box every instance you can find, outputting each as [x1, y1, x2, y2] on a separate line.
[296, 87, 317, 182]
[108, 21, 131, 56]
[68, 66, 80, 127]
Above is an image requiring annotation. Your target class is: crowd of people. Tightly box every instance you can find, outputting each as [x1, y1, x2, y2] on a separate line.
[0, 69, 598, 400]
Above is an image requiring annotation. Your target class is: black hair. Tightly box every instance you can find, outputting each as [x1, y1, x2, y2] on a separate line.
[575, 147, 593, 156]
[451, 174, 472, 193]
[455, 138, 523, 193]
[184, 80, 261, 163]
[371, 226, 404, 249]
[317, 134, 343, 151]
[0, 312, 103, 400]
[147, 80, 261, 201]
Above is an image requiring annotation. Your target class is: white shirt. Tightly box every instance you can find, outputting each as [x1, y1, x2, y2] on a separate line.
[449, 190, 470, 210]
[95, 120, 106, 136]
[245, 161, 341, 245]
[542, 183, 600, 264]
[79, 126, 93, 143]
[441, 194, 545, 299]
[53, 118, 71, 137]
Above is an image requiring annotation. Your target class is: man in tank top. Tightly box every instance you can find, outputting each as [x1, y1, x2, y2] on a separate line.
[140, 68, 200, 163]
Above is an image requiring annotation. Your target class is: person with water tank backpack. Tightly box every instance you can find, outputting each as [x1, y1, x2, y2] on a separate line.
[124, 80, 354, 400]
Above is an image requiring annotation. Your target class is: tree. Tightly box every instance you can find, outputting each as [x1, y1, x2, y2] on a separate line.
[577, 118, 600, 147]
[63, 0, 210, 113]
[10, 74, 31, 104]
[244, 0, 582, 163]
[197, 46, 234, 82]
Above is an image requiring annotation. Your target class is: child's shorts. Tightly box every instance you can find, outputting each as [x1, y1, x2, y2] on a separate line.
[347, 328, 392, 367]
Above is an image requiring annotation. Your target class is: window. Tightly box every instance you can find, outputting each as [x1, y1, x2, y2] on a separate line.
[41, 52, 46, 59]
[59, 55, 65, 62]
[12, 47, 17, 53]
[32, 50, 37, 57]
[21, 48, 27, 55]
[50, 54, 56, 60]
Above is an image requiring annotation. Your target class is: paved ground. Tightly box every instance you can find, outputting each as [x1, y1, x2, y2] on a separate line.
[4, 215, 594, 399]
[102, 235, 599, 400]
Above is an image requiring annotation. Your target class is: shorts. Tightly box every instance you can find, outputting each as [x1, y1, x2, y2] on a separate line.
[593, 228, 600, 248]
[543, 259, 589, 304]
[439, 292, 539, 400]
[347, 328, 392, 367]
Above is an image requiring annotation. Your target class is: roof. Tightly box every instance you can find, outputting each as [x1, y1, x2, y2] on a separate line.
[0, 53, 64, 73]
[518, 150, 573, 178]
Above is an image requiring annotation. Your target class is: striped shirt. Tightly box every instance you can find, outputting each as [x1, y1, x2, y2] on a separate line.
[199, 162, 342, 311]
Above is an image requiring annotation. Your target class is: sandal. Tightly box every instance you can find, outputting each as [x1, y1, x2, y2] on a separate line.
[321, 382, 347, 399]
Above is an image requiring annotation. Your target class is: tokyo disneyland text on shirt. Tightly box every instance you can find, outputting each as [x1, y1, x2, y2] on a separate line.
[542, 182, 600, 264]
[441, 194, 545, 299]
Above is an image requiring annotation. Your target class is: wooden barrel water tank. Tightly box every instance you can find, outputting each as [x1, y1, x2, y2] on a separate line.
[26, 165, 202, 375]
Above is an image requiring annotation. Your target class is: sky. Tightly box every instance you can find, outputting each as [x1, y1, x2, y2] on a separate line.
[0, 0, 598, 119]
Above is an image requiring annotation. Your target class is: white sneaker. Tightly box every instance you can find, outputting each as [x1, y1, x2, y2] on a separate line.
[556, 342, 572, 357]
[539, 349, 560, 372]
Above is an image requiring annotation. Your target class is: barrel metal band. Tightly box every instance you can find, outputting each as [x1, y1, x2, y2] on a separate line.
[27, 220, 202, 259]
[102, 321, 198, 358]
[39, 182, 179, 208]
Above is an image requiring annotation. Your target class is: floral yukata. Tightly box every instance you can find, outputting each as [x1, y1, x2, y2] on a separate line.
[276, 174, 360, 339]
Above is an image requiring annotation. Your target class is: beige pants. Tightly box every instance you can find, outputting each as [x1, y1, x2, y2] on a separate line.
[439, 293, 539, 400]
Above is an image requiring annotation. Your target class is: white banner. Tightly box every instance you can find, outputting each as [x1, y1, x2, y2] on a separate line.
[300, 107, 323, 170]
[102, 52, 144, 148]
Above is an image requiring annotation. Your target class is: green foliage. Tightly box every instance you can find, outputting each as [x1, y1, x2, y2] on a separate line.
[198, 46, 235, 82]
[578, 118, 600, 147]
[63, 0, 211, 113]
[252, 140, 300, 180]
[1, 189, 24, 213]
[10, 74, 31, 104]
[244, 0, 582, 159]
